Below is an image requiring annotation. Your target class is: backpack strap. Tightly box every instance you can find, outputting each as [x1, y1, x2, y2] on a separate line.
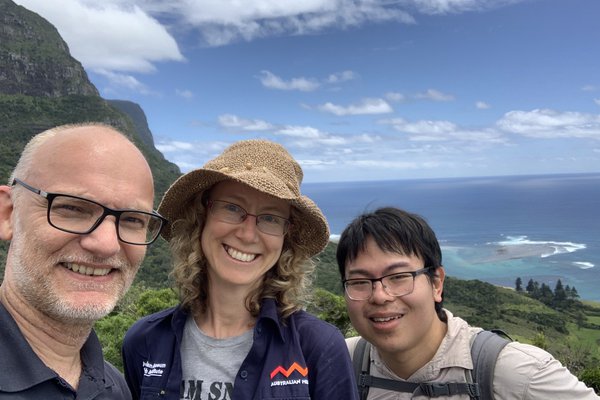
[353, 338, 371, 400]
[470, 330, 512, 400]
[352, 337, 480, 398]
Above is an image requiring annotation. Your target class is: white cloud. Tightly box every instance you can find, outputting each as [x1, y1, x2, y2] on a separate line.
[155, 140, 194, 153]
[326, 70, 358, 83]
[382, 118, 507, 144]
[278, 125, 324, 139]
[411, 0, 523, 15]
[176, 89, 194, 99]
[414, 89, 455, 101]
[351, 159, 434, 169]
[387, 119, 458, 136]
[319, 98, 393, 116]
[276, 126, 352, 147]
[15, 0, 527, 77]
[582, 84, 599, 92]
[15, 0, 184, 73]
[296, 159, 337, 168]
[476, 101, 490, 109]
[154, 139, 231, 172]
[497, 109, 600, 139]
[218, 114, 274, 131]
[594, 99, 600, 107]
[214, 113, 381, 151]
[259, 70, 320, 92]
[95, 70, 154, 94]
[386, 92, 406, 102]
[152, 0, 415, 46]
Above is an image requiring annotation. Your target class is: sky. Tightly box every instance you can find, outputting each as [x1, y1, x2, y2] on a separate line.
[13, 0, 600, 183]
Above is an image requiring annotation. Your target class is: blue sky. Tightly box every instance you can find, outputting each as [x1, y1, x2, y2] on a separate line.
[14, 0, 600, 182]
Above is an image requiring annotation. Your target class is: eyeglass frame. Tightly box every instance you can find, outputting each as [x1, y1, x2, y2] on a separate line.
[342, 267, 434, 301]
[206, 199, 291, 236]
[11, 178, 167, 245]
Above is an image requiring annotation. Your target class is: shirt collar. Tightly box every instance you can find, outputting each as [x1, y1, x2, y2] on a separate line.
[170, 299, 285, 341]
[0, 301, 57, 391]
[0, 301, 110, 393]
[257, 298, 285, 341]
[431, 309, 475, 370]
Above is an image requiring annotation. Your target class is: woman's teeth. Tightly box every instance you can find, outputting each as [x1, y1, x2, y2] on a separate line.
[226, 246, 257, 262]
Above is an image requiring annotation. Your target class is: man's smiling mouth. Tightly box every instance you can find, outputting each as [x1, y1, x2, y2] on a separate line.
[64, 262, 112, 276]
[371, 315, 403, 323]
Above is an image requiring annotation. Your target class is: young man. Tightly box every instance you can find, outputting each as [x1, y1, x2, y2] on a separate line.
[337, 207, 598, 399]
[0, 124, 166, 399]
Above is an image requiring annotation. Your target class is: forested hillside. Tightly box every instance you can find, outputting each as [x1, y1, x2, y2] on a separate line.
[0, 0, 180, 278]
[1, 0, 599, 391]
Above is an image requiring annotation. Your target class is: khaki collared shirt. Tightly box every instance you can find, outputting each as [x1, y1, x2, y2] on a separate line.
[347, 310, 598, 399]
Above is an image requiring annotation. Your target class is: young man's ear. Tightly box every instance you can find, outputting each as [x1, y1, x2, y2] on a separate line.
[432, 266, 445, 303]
[0, 186, 14, 240]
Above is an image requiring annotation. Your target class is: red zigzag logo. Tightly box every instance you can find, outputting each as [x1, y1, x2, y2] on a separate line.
[270, 362, 308, 379]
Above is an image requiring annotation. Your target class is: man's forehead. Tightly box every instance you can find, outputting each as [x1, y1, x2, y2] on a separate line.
[25, 127, 153, 206]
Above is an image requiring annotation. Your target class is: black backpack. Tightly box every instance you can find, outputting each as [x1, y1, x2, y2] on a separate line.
[352, 330, 511, 399]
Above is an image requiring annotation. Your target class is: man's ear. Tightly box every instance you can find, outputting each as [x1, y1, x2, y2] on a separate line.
[432, 266, 445, 303]
[0, 186, 14, 240]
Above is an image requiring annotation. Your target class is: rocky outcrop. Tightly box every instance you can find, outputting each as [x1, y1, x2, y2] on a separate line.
[108, 100, 156, 148]
[0, 0, 99, 97]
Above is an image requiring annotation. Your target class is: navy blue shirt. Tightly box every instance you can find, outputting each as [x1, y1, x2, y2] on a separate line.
[0, 302, 131, 399]
[122, 299, 358, 400]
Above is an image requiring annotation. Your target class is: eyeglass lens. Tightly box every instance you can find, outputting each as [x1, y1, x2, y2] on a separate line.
[48, 195, 163, 245]
[209, 200, 289, 236]
[345, 272, 419, 300]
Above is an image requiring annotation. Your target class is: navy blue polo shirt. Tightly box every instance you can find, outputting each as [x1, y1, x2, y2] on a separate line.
[122, 299, 358, 400]
[0, 302, 131, 399]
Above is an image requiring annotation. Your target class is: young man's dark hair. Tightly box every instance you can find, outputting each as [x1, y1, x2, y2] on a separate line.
[336, 207, 446, 322]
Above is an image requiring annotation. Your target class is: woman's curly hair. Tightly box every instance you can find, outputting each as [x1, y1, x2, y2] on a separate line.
[169, 189, 315, 319]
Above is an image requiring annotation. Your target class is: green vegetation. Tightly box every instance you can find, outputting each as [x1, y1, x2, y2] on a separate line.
[95, 287, 179, 371]
[1, 3, 597, 389]
[0, 93, 181, 200]
[93, 241, 600, 389]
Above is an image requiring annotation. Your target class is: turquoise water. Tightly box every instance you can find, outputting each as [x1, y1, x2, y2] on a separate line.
[303, 173, 600, 301]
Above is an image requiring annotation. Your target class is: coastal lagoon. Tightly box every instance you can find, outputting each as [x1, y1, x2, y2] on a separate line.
[303, 173, 600, 301]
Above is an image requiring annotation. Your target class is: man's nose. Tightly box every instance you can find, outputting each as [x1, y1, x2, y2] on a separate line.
[369, 280, 395, 304]
[78, 217, 121, 257]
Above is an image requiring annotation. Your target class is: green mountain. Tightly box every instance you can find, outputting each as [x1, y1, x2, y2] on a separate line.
[2, 1, 599, 387]
[0, 0, 181, 281]
[0, 0, 98, 97]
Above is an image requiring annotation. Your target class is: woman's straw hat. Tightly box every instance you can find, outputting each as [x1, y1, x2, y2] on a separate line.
[158, 139, 330, 257]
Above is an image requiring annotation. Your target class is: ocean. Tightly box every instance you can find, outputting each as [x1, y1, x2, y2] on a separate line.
[302, 173, 600, 302]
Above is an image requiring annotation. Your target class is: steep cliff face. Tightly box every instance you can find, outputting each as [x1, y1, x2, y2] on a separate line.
[0, 0, 99, 97]
[0, 0, 180, 193]
[108, 100, 156, 148]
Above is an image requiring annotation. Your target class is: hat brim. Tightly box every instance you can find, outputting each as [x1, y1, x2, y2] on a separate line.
[158, 169, 330, 258]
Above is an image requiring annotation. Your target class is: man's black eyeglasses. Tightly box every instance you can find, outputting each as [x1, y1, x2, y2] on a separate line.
[12, 178, 167, 245]
[343, 267, 432, 301]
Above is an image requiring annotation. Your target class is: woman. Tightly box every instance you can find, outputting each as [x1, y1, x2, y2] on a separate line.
[122, 139, 358, 399]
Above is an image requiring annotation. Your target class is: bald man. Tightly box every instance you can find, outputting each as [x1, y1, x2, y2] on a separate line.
[0, 124, 167, 399]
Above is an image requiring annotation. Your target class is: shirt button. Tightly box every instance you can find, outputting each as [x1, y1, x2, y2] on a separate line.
[240, 370, 248, 379]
